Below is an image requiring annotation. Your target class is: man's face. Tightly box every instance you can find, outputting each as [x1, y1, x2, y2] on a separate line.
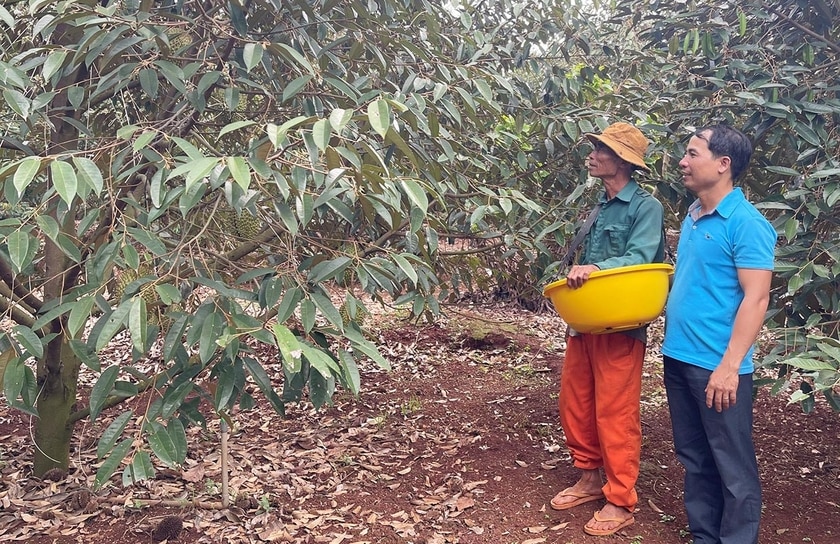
[679, 130, 727, 193]
[587, 140, 622, 179]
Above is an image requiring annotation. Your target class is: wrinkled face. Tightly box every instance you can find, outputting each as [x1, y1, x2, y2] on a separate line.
[679, 130, 728, 193]
[587, 141, 623, 179]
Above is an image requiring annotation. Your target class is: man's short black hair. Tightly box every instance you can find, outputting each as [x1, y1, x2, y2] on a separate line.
[695, 125, 753, 181]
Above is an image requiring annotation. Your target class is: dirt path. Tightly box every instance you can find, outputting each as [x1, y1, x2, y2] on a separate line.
[1, 304, 838, 543]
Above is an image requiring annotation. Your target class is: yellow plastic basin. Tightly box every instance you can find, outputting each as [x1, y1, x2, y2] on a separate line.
[542, 263, 674, 334]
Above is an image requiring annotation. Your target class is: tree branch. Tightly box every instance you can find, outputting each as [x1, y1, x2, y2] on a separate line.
[439, 241, 506, 256]
[0, 258, 43, 311]
[764, 3, 840, 56]
[0, 291, 37, 327]
[0, 135, 38, 155]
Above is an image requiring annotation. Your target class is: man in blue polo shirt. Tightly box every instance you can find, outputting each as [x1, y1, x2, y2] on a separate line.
[662, 124, 776, 544]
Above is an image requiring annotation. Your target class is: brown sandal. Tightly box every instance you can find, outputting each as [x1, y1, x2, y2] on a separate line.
[549, 487, 604, 510]
[583, 509, 635, 536]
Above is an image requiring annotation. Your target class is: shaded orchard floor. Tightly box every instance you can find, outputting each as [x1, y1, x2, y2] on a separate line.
[1, 304, 838, 543]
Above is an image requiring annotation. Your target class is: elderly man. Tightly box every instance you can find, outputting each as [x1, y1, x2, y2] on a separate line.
[550, 122, 665, 537]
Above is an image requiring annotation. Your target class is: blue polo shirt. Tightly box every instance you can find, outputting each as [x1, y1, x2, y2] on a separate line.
[662, 188, 776, 374]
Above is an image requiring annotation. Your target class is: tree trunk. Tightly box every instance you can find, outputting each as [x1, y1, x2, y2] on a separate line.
[33, 338, 81, 476]
[31, 21, 87, 478]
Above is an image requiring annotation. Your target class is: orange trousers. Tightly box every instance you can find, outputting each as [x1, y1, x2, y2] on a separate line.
[559, 332, 645, 511]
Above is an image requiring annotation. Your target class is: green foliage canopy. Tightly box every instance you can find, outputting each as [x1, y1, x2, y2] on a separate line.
[0, 0, 838, 484]
[0, 0, 603, 480]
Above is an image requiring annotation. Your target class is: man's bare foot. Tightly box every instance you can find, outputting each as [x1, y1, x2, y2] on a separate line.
[549, 470, 604, 510]
[583, 502, 635, 536]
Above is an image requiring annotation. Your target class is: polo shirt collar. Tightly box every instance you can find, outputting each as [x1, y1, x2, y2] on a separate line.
[715, 187, 744, 218]
[688, 187, 745, 219]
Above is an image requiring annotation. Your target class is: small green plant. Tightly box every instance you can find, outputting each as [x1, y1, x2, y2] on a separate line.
[534, 423, 554, 438]
[629, 535, 644, 544]
[510, 413, 531, 430]
[503, 363, 537, 382]
[659, 513, 676, 523]
[204, 478, 220, 495]
[400, 396, 422, 415]
[369, 413, 387, 429]
[513, 363, 536, 378]
[257, 493, 272, 513]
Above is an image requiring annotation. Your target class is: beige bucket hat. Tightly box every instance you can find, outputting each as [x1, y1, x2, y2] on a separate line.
[585, 122, 651, 172]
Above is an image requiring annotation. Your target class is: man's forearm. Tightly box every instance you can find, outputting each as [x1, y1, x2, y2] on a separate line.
[720, 269, 772, 371]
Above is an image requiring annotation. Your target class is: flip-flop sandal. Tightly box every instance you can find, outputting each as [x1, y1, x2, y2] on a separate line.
[583, 509, 635, 536]
[549, 487, 604, 510]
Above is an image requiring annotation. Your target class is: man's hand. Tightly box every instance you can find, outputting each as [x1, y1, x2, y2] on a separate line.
[705, 366, 740, 412]
[566, 264, 600, 289]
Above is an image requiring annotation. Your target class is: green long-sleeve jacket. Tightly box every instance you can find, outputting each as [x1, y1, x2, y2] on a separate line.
[575, 179, 665, 343]
[580, 179, 665, 270]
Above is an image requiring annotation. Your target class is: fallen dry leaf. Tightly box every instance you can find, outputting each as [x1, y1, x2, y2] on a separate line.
[181, 464, 205, 483]
[454, 496, 475, 511]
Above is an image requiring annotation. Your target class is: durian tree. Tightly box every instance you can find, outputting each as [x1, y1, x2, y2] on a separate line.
[2, 0, 839, 485]
[612, 0, 840, 411]
[0, 0, 607, 480]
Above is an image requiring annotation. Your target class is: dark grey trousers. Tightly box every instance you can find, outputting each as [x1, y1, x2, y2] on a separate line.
[664, 356, 761, 544]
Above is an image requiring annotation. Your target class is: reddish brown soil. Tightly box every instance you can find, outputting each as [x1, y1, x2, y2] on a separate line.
[1, 305, 838, 543]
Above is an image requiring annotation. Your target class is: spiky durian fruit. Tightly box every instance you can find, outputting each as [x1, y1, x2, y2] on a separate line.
[338, 301, 369, 327]
[338, 303, 351, 325]
[166, 29, 191, 53]
[151, 515, 183, 542]
[235, 212, 262, 238]
[113, 269, 138, 302]
[112, 264, 153, 302]
[216, 208, 237, 233]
